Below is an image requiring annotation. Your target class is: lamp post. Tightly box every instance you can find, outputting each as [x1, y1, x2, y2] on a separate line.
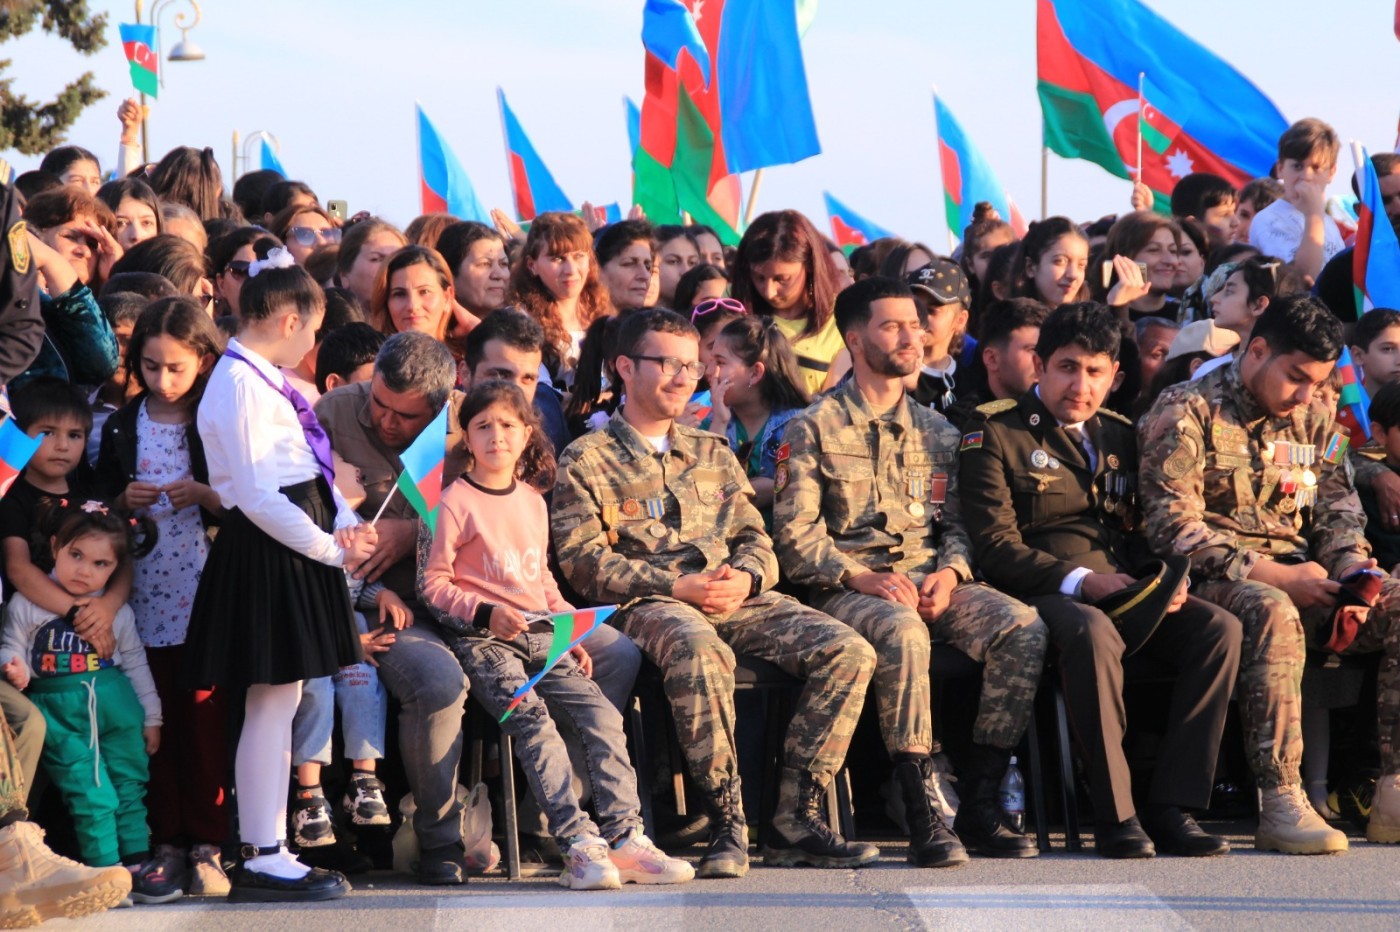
[134, 0, 206, 164]
[231, 130, 281, 180]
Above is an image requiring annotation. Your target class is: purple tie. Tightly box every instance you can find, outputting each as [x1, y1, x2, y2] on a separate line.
[225, 349, 337, 493]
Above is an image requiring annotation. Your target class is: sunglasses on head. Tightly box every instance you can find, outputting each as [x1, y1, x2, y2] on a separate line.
[691, 297, 747, 323]
[288, 226, 341, 247]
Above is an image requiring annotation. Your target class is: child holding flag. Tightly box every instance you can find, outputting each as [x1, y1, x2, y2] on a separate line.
[183, 249, 375, 903]
[420, 380, 692, 891]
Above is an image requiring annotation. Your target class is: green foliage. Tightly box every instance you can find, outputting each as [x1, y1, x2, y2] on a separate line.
[0, 1, 109, 156]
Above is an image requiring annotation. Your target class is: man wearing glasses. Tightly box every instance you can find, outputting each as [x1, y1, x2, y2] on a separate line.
[552, 308, 880, 878]
[773, 277, 1047, 866]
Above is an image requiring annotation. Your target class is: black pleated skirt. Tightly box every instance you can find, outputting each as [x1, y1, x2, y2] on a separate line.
[184, 477, 362, 688]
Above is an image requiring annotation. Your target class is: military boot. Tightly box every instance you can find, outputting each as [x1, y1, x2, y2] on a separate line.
[952, 744, 1038, 858]
[1366, 773, 1400, 844]
[894, 756, 969, 868]
[697, 776, 749, 878]
[1255, 784, 1348, 854]
[0, 821, 131, 927]
[761, 768, 880, 868]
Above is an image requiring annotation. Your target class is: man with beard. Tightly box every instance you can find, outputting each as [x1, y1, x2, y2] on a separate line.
[551, 308, 879, 878]
[773, 277, 1047, 866]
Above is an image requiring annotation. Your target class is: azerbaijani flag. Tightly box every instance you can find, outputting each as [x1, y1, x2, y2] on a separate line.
[260, 138, 286, 177]
[416, 104, 490, 223]
[934, 93, 1028, 247]
[637, 0, 741, 240]
[0, 417, 41, 498]
[823, 192, 893, 252]
[1036, 0, 1286, 212]
[499, 606, 617, 722]
[1353, 148, 1400, 314]
[395, 404, 448, 533]
[1335, 346, 1373, 444]
[498, 89, 574, 222]
[118, 23, 159, 99]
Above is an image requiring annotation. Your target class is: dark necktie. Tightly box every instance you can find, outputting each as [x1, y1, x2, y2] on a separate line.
[225, 349, 337, 493]
[1065, 424, 1096, 472]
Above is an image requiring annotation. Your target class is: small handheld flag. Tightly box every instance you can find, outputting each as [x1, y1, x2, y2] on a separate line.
[416, 104, 490, 223]
[118, 24, 159, 99]
[690, 389, 712, 421]
[499, 606, 617, 722]
[394, 404, 448, 534]
[1353, 145, 1400, 314]
[498, 89, 574, 222]
[822, 192, 893, 252]
[260, 139, 286, 177]
[0, 418, 41, 498]
[1336, 346, 1372, 444]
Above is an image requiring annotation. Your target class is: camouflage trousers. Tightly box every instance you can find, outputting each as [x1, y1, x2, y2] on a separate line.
[0, 715, 24, 822]
[1195, 579, 1307, 787]
[1304, 576, 1400, 775]
[618, 590, 876, 793]
[812, 582, 1046, 752]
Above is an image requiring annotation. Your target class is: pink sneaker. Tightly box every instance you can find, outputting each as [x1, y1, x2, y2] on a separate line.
[607, 829, 695, 885]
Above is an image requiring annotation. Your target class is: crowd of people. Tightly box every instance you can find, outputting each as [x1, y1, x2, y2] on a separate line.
[0, 98, 1397, 925]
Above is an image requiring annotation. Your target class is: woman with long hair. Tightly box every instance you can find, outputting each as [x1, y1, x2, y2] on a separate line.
[730, 210, 847, 394]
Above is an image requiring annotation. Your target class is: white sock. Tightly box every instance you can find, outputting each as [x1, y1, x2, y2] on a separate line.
[244, 848, 311, 880]
[236, 682, 304, 871]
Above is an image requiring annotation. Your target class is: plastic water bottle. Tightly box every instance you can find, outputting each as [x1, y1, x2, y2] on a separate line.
[999, 756, 1026, 832]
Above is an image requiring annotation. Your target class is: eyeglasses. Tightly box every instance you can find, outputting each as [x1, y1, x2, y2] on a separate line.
[224, 259, 250, 280]
[628, 355, 706, 380]
[691, 297, 747, 323]
[287, 226, 342, 247]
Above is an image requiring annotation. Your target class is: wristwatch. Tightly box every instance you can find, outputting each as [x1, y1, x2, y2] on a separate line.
[741, 569, 761, 599]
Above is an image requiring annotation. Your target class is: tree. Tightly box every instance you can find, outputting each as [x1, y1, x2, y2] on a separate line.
[0, 1, 108, 156]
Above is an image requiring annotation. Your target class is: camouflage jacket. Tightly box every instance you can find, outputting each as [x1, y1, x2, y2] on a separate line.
[551, 410, 777, 605]
[771, 378, 973, 590]
[1137, 357, 1368, 581]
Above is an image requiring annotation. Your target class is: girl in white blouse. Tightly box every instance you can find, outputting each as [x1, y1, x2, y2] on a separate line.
[184, 248, 376, 903]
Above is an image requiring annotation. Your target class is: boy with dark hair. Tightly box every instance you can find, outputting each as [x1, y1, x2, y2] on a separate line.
[1235, 178, 1284, 244]
[1249, 118, 1344, 281]
[462, 308, 569, 455]
[945, 298, 1048, 429]
[962, 302, 1240, 859]
[1170, 173, 1239, 249]
[314, 323, 386, 395]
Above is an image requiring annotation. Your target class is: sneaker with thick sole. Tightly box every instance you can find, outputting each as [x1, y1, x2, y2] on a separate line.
[128, 855, 184, 904]
[342, 774, 392, 827]
[187, 844, 231, 897]
[558, 836, 621, 890]
[1256, 784, 1349, 854]
[0, 822, 131, 926]
[607, 830, 695, 885]
[291, 793, 336, 849]
[1366, 773, 1400, 843]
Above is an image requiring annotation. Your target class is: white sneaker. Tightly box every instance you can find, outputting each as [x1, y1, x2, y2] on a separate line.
[557, 835, 621, 890]
[607, 829, 695, 885]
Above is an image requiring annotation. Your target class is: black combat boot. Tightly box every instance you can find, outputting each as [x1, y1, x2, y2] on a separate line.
[697, 776, 749, 878]
[761, 768, 881, 868]
[951, 744, 1039, 858]
[894, 756, 969, 868]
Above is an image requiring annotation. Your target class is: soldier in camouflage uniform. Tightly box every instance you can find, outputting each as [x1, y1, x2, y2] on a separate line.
[772, 277, 1046, 866]
[552, 309, 879, 878]
[1139, 294, 1398, 853]
[961, 303, 1240, 860]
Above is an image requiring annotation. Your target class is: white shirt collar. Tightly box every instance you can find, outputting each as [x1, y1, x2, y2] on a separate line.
[226, 336, 286, 388]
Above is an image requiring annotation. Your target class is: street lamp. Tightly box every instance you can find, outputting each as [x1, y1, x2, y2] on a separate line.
[134, 0, 206, 163]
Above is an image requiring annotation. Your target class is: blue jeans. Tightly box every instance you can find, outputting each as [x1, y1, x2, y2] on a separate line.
[292, 613, 388, 765]
[455, 631, 643, 843]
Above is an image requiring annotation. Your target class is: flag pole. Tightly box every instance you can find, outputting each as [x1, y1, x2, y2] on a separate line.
[369, 483, 400, 527]
[1135, 72, 1145, 184]
[1040, 144, 1048, 221]
[1350, 139, 1366, 189]
[743, 169, 765, 226]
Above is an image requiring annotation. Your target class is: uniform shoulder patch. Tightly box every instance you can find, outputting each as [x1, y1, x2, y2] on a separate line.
[776, 442, 790, 463]
[1322, 429, 1349, 465]
[774, 462, 790, 494]
[975, 398, 1017, 416]
[7, 222, 28, 276]
[1098, 407, 1132, 426]
[960, 431, 983, 452]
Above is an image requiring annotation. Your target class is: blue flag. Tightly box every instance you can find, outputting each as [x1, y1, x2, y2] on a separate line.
[260, 139, 286, 177]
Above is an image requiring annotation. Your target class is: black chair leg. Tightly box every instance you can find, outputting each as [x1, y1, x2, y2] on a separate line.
[1052, 687, 1082, 852]
[498, 730, 521, 880]
[627, 695, 656, 837]
[1024, 714, 1051, 854]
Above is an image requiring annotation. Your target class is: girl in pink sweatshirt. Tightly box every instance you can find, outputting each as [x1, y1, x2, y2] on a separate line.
[420, 381, 691, 891]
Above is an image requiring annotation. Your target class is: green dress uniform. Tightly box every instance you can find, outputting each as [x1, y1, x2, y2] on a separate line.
[959, 391, 1242, 823]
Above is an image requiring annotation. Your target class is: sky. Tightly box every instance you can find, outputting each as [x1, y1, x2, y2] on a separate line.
[5, 0, 1399, 248]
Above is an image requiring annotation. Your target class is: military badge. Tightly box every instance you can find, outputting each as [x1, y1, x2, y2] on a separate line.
[960, 432, 983, 452]
[7, 222, 28, 275]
